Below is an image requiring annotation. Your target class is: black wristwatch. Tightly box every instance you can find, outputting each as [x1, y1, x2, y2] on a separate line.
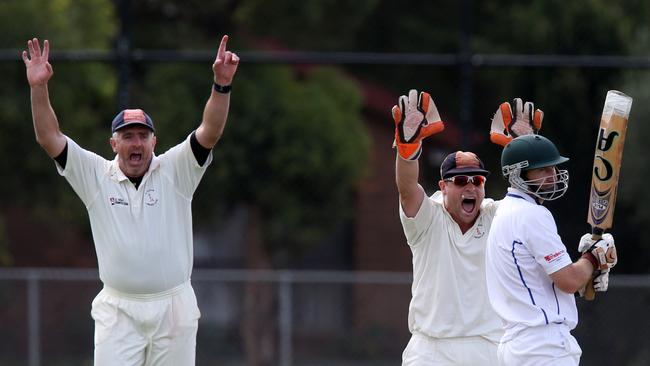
[213, 82, 232, 94]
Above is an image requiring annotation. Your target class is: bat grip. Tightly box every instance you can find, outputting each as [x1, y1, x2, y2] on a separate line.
[584, 229, 604, 301]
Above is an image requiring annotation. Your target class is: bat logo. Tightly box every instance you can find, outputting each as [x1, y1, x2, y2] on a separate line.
[593, 128, 619, 182]
[589, 186, 612, 225]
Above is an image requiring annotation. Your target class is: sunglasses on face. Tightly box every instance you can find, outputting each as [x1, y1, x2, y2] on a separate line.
[444, 175, 486, 187]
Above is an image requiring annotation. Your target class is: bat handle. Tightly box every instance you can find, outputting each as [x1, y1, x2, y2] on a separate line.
[584, 230, 603, 301]
[584, 279, 596, 301]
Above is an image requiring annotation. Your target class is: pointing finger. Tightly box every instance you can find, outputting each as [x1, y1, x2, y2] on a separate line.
[217, 35, 228, 59]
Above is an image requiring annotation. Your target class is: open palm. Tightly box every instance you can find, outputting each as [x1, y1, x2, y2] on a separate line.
[22, 38, 53, 87]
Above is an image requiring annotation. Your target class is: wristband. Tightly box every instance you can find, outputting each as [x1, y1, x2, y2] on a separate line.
[213, 82, 232, 94]
[581, 252, 598, 270]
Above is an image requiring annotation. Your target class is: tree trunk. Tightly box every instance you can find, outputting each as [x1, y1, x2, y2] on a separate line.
[241, 205, 277, 366]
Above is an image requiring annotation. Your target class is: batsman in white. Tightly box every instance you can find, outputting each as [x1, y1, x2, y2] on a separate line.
[485, 130, 618, 365]
[393, 91, 549, 365]
[23, 35, 239, 365]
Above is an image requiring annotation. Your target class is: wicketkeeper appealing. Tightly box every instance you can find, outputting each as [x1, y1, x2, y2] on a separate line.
[393, 91, 551, 365]
[23, 35, 239, 365]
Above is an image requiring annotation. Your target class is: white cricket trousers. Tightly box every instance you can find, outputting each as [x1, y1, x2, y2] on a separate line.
[402, 333, 499, 365]
[91, 281, 200, 366]
[498, 323, 581, 366]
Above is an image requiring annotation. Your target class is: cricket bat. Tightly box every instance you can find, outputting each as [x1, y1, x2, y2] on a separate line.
[585, 90, 633, 300]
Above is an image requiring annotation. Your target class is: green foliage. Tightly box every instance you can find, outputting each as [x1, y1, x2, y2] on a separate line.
[233, 1, 379, 50]
[0, 0, 115, 48]
[130, 0, 234, 48]
[0, 0, 116, 263]
[476, 0, 632, 54]
[139, 63, 369, 263]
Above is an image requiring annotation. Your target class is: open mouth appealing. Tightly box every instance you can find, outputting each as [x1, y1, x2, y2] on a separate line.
[129, 153, 142, 162]
[461, 197, 476, 213]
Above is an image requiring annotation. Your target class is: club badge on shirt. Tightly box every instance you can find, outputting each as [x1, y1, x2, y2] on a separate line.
[473, 222, 485, 238]
[145, 189, 159, 206]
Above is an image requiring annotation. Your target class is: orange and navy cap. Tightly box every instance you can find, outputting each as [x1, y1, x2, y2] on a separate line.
[440, 151, 490, 179]
[111, 109, 155, 133]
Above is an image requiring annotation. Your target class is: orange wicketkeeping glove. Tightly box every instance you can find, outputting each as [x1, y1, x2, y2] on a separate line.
[490, 98, 543, 147]
[392, 89, 445, 160]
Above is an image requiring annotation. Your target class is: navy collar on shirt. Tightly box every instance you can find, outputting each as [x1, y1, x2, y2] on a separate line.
[506, 189, 541, 205]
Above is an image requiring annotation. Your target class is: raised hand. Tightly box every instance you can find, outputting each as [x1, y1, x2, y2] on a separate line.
[22, 38, 53, 87]
[490, 98, 543, 147]
[212, 35, 239, 86]
[392, 89, 445, 160]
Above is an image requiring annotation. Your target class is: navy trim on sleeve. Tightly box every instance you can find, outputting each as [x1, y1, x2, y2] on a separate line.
[53, 141, 69, 169]
[190, 131, 211, 166]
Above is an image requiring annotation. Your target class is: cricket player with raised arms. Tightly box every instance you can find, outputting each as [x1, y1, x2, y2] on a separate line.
[393, 90, 552, 365]
[23, 34, 239, 365]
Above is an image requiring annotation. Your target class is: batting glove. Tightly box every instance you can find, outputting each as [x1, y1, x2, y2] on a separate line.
[578, 233, 617, 270]
[579, 269, 610, 297]
[490, 98, 543, 147]
[593, 269, 610, 292]
[392, 89, 444, 160]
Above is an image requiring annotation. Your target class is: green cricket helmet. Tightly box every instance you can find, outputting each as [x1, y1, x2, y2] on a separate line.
[501, 134, 570, 201]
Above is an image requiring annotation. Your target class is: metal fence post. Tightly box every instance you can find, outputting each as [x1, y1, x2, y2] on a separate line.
[116, 0, 133, 110]
[278, 271, 293, 366]
[459, 0, 474, 149]
[27, 271, 40, 366]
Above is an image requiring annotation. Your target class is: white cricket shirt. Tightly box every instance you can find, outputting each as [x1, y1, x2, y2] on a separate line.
[400, 191, 503, 342]
[485, 188, 577, 342]
[57, 134, 212, 294]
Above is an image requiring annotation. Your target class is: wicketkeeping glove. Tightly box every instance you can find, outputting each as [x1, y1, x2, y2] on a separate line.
[490, 98, 543, 147]
[392, 89, 444, 160]
[578, 233, 617, 270]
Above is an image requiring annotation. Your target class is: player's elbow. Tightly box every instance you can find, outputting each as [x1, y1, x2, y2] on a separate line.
[36, 132, 66, 158]
[554, 278, 582, 294]
[550, 264, 590, 294]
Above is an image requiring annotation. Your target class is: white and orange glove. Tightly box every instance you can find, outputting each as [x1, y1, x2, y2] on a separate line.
[490, 98, 543, 147]
[392, 89, 444, 160]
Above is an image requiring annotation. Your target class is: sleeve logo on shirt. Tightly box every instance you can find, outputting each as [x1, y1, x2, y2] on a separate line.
[544, 250, 566, 263]
[109, 197, 129, 206]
